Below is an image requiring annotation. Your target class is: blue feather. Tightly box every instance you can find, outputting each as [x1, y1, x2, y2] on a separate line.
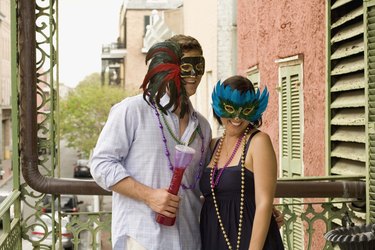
[211, 80, 269, 122]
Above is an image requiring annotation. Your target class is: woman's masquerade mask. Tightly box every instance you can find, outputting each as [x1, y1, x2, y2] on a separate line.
[211, 80, 269, 122]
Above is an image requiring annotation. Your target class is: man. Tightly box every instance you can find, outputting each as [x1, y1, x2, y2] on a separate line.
[91, 35, 211, 250]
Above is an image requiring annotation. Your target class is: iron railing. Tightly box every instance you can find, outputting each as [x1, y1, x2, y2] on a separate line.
[0, 182, 367, 249]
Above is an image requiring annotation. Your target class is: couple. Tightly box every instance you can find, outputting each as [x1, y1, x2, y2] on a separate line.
[90, 35, 284, 250]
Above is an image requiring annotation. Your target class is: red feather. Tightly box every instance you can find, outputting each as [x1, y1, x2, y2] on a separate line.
[141, 63, 181, 94]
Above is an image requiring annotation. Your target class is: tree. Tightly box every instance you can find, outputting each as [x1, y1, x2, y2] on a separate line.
[59, 73, 135, 157]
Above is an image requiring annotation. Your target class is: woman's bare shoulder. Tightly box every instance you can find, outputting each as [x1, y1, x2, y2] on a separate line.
[250, 130, 273, 149]
[252, 130, 271, 141]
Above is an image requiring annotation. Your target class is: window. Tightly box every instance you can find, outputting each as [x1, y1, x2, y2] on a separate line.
[144, 15, 150, 36]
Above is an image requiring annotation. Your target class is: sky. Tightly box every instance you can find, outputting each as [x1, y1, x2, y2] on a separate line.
[59, 0, 124, 88]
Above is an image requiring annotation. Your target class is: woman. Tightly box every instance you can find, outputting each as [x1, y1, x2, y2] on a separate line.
[200, 75, 284, 250]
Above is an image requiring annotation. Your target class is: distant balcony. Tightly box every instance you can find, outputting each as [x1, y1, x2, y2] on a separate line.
[101, 43, 126, 60]
[142, 13, 175, 53]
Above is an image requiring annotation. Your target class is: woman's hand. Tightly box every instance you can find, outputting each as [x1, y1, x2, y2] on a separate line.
[272, 207, 284, 229]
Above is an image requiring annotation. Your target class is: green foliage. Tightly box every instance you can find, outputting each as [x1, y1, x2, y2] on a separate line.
[59, 73, 134, 157]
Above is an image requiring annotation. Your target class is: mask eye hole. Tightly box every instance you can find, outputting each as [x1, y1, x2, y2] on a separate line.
[180, 64, 193, 72]
[242, 107, 253, 116]
[196, 63, 204, 72]
[224, 104, 235, 114]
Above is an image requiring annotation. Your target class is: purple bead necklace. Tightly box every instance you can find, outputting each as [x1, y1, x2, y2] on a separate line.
[151, 103, 205, 190]
[211, 128, 248, 187]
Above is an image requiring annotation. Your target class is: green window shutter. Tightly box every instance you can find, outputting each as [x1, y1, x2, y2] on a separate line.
[366, 0, 375, 223]
[279, 63, 304, 249]
[329, 0, 373, 223]
[290, 73, 302, 175]
[247, 70, 259, 90]
[280, 64, 302, 178]
[282, 198, 304, 250]
[281, 75, 290, 177]
[329, 1, 366, 178]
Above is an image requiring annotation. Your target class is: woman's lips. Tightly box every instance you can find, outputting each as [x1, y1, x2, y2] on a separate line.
[229, 120, 241, 126]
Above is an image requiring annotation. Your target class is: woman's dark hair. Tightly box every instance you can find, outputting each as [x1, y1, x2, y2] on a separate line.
[213, 75, 263, 128]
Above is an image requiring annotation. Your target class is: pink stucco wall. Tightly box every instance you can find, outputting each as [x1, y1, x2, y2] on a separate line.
[237, 0, 326, 177]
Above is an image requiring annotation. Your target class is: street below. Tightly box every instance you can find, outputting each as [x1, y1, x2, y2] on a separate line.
[1, 139, 112, 249]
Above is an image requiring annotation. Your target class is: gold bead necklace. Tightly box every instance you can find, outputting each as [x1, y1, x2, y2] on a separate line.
[210, 126, 250, 250]
[211, 129, 247, 187]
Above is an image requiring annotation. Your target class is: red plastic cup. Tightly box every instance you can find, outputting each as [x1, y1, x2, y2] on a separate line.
[155, 145, 195, 226]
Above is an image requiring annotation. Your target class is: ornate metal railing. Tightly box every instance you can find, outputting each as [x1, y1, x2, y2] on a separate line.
[0, 194, 366, 249]
[0, 191, 22, 250]
[65, 212, 112, 249]
[276, 200, 365, 250]
[49, 198, 365, 250]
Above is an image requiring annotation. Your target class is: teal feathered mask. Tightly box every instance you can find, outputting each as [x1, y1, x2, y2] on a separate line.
[212, 80, 269, 122]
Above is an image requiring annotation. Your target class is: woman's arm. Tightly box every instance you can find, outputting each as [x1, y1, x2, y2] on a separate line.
[248, 132, 277, 250]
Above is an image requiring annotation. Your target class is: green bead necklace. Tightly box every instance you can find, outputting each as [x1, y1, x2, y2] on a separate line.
[159, 108, 197, 146]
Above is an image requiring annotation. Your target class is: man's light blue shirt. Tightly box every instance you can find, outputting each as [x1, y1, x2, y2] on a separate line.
[91, 94, 212, 250]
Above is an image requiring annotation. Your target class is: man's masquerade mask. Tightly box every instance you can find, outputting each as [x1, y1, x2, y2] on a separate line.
[211, 80, 269, 122]
[180, 56, 205, 78]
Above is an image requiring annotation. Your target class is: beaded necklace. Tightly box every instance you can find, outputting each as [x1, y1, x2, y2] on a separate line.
[159, 109, 197, 145]
[211, 129, 246, 187]
[151, 103, 205, 190]
[210, 126, 250, 250]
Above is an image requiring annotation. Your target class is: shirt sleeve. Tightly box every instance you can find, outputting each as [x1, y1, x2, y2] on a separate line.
[90, 100, 134, 191]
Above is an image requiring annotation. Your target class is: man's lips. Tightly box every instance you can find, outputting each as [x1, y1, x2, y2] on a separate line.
[184, 79, 196, 85]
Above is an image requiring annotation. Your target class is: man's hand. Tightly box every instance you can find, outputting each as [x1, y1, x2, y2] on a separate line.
[146, 188, 180, 218]
[110, 178, 181, 218]
[273, 207, 284, 229]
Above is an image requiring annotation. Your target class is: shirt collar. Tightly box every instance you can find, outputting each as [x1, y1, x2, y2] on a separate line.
[159, 94, 198, 121]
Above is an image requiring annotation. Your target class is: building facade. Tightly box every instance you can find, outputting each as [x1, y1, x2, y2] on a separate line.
[236, 0, 375, 247]
[102, 0, 229, 137]
[237, 0, 326, 248]
[118, 0, 183, 92]
[182, 0, 243, 137]
[237, 0, 326, 178]
[0, 0, 12, 178]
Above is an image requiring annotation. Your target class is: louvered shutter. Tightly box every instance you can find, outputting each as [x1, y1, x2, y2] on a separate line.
[247, 70, 259, 90]
[280, 65, 302, 177]
[365, 0, 375, 223]
[329, 1, 365, 176]
[329, 0, 372, 222]
[279, 64, 303, 249]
